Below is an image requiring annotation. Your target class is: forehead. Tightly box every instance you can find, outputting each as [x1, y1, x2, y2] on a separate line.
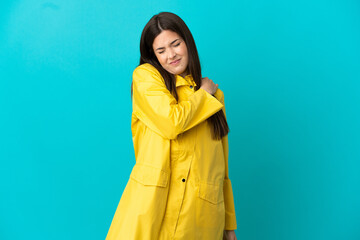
[153, 30, 182, 48]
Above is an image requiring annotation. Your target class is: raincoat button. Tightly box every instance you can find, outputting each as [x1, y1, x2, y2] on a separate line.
[182, 178, 185, 182]
[189, 85, 193, 89]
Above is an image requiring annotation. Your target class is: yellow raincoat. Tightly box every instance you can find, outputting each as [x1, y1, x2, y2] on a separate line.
[106, 63, 237, 240]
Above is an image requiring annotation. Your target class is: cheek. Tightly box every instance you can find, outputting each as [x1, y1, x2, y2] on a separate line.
[156, 54, 166, 65]
[161, 56, 169, 65]
[180, 47, 188, 58]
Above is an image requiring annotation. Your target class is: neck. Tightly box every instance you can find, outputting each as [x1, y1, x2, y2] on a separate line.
[179, 69, 189, 78]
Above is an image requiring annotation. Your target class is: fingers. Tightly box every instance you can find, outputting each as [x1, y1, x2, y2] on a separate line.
[201, 77, 218, 95]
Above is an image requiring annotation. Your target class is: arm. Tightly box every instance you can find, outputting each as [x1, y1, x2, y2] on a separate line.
[132, 63, 224, 139]
[216, 88, 237, 230]
[223, 134, 237, 230]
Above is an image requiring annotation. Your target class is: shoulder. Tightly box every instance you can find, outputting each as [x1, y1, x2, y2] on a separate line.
[133, 63, 162, 81]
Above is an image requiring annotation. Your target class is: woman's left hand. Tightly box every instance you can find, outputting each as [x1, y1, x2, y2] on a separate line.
[223, 230, 237, 240]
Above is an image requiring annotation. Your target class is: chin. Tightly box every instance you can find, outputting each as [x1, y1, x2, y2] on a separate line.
[175, 67, 187, 75]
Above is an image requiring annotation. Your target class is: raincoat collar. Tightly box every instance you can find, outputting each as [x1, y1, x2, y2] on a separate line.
[175, 74, 197, 87]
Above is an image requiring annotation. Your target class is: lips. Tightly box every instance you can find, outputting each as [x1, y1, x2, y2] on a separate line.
[170, 58, 181, 65]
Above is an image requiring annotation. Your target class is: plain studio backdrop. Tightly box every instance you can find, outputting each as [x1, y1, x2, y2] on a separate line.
[0, 0, 359, 239]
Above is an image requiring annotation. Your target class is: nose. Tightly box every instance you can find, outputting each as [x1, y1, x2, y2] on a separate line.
[168, 48, 176, 59]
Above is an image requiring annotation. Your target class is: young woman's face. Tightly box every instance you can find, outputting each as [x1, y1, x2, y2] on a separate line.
[152, 30, 189, 77]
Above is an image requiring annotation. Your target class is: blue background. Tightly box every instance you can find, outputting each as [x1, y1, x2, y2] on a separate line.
[1, 0, 359, 239]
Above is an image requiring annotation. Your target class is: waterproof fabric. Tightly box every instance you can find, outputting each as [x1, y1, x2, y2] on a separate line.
[106, 63, 237, 240]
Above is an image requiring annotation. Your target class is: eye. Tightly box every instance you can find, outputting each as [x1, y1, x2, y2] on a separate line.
[158, 51, 164, 54]
[174, 42, 181, 47]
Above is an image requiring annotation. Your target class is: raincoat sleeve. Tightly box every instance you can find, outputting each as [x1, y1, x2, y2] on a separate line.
[132, 64, 224, 140]
[214, 88, 238, 230]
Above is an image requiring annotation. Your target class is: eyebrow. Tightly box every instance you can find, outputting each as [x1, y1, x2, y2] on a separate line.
[155, 39, 180, 51]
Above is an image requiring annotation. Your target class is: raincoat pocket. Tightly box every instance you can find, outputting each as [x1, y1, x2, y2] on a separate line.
[198, 181, 224, 204]
[130, 163, 169, 187]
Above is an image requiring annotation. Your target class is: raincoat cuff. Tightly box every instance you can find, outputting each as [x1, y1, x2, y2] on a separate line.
[213, 88, 224, 104]
[224, 213, 237, 230]
[193, 88, 224, 114]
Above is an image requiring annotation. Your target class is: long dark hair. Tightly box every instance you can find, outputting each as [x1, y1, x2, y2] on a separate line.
[131, 12, 229, 140]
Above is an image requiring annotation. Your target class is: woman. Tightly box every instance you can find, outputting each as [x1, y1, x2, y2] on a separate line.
[106, 12, 237, 240]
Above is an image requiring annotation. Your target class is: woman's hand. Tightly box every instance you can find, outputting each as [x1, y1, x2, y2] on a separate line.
[200, 77, 218, 95]
[223, 230, 237, 240]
